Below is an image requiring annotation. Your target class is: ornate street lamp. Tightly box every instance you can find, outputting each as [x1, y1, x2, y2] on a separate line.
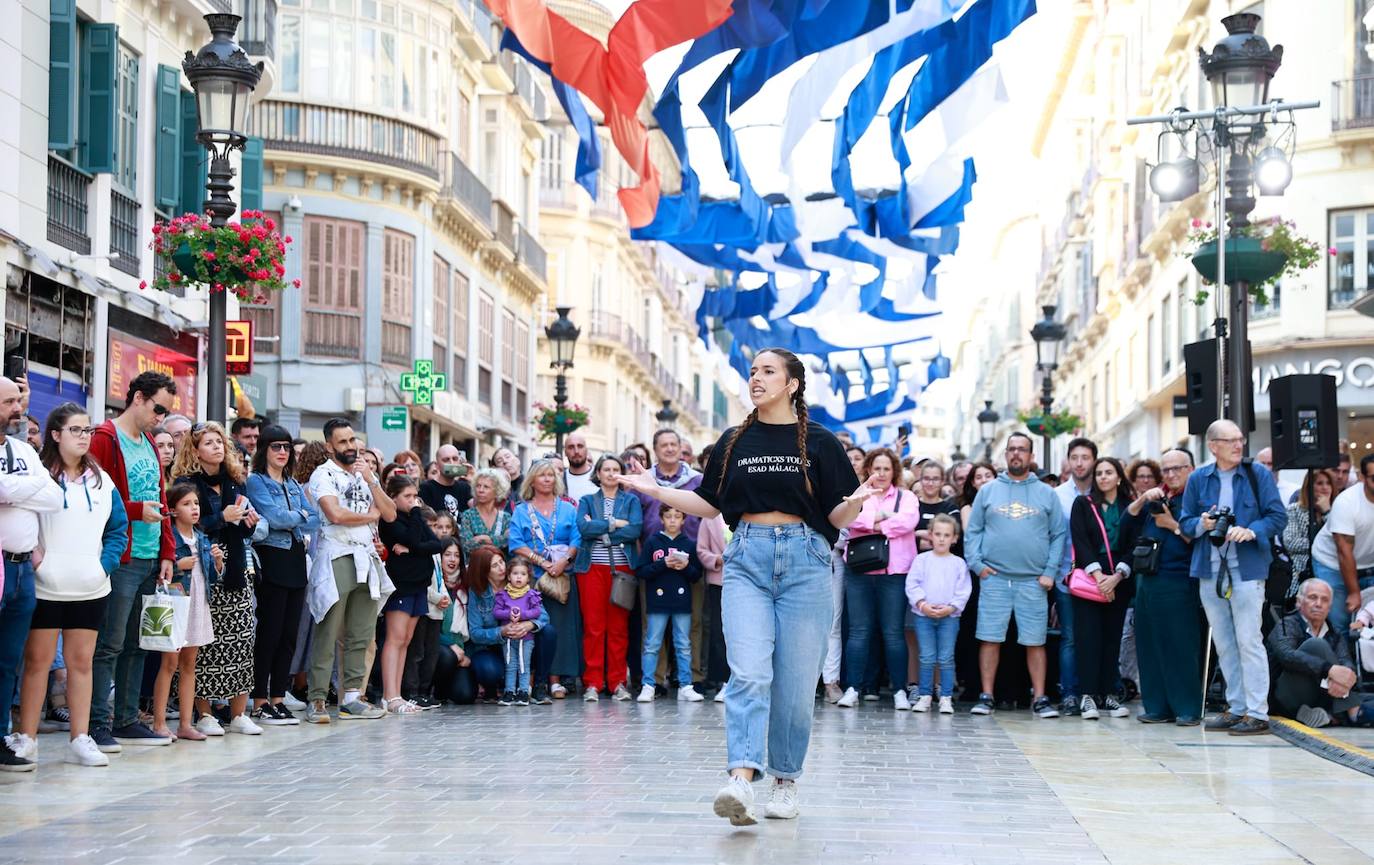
[655, 399, 678, 426]
[977, 399, 1000, 462]
[544, 306, 580, 453]
[183, 14, 262, 424]
[1029, 304, 1066, 469]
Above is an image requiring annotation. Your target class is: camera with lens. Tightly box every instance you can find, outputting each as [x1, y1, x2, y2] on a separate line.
[1147, 499, 1167, 515]
[1131, 536, 1161, 575]
[1206, 505, 1234, 546]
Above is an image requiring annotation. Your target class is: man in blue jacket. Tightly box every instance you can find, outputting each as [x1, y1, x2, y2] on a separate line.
[1179, 419, 1288, 736]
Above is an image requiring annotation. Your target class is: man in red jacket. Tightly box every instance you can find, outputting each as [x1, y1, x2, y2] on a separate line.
[87, 371, 177, 753]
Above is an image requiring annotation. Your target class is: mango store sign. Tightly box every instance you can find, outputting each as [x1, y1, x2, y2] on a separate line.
[1252, 349, 1374, 413]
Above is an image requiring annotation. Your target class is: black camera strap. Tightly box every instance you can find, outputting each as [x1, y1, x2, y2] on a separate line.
[1215, 547, 1234, 600]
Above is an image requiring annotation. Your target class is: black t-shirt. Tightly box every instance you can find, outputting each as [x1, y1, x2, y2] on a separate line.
[696, 419, 857, 546]
[915, 495, 961, 555]
[419, 478, 471, 522]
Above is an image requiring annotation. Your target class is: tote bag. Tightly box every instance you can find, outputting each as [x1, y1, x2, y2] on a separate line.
[139, 587, 190, 652]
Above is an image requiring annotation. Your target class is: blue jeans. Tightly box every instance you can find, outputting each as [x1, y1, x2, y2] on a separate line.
[1311, 559, 1374, 633]
[642, 612, 692, 688]
[1198, 577, 1268, 721]
[0, 560, 37, 736]
[721, 522, 832, 781]
[1056, 585, 1078, 700]
[913, 614, 960, 697]
[502, 638, 534, 693]
[90, 558, 159, 731]
[842, 569, 908, 692]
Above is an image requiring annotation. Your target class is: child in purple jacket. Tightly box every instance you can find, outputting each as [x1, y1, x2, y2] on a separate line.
[493, 557, 543, 706]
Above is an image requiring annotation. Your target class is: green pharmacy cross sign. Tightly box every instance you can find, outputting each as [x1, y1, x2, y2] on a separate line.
[399, 359, 445, 406]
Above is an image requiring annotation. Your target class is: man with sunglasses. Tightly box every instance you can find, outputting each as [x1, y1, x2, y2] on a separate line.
[87, 371, 178, 752]
[1309, 453, 1374, 633]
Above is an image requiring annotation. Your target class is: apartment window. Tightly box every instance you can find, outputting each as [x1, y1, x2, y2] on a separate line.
[1160, 292, 1173, 375]
[515, 320, 530, 424]
[113, 44, 138, 192]
[432, 255, 449, 377]
[452, 271, 469, 396]
[541, 130, 563, 191]
[456, 92, 470, 161]
[585, 379, 607, 437]
[303, 216, 365, 358]
[1147, 313, 1158, 386]
[477, 291, 494, 408]
[381, 229, 414, 365]
[1250, 281, 1281, 320]
[1176, 278, 1188, 361]
[1330, 209, 1374, 308]
[501, 308, 516, 420]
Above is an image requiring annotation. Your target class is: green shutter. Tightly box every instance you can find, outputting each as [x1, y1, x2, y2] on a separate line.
[179, 90, 206, 215]
[47, 0, 77, 150]
[240, 136, 264, 214]
[79, 22, 117, 173]
[154, 64, 181, 211]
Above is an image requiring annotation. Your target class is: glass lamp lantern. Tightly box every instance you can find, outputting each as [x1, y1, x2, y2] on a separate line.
[545, 306, 580, 369]
[182, 14, 264, 154]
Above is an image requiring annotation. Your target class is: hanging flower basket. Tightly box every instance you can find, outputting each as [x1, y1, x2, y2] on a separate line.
[143, 210, 299, 302]
[1016, 408, 1082, 438]
[533, 402, 589, 438]
[1184, 217, 1330, 307]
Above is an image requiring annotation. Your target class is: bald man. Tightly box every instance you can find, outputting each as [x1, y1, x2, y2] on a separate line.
[419, 444, 472, 521]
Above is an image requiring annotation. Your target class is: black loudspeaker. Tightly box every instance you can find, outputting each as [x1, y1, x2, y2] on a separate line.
[1183, 339, 1218, 436]
[1270, 374, 1339, 470]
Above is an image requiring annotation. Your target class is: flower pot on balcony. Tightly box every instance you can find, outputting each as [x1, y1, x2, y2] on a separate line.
[1190, 237, 1288, 285]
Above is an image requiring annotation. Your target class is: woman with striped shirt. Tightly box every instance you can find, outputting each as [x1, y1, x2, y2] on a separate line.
[573, 455, 642, 702]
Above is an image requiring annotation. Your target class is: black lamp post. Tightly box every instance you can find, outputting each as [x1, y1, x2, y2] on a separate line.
[1030, 304, 1066, 470]
[977, 399, 1000, 462]
[544, 306, 580, 454]
[655, 399, 678, 426]
[183, 14, 262, 424]
[951, 443, 967, 463]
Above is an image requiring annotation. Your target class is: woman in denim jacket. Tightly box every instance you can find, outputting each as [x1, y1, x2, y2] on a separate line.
[464, 546, 552, 702]
[245, 425, 320, 725]
[573, 455, 642, 701]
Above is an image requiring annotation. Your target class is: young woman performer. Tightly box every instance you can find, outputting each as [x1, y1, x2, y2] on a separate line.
[617, 348, 875, 826]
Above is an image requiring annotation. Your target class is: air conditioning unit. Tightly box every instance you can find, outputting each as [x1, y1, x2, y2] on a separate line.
[345, 388, 366, 413]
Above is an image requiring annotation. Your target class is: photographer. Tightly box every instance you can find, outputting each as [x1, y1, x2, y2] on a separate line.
[1127, 448, 1203, 725]
[1179, 420, 1289, 737]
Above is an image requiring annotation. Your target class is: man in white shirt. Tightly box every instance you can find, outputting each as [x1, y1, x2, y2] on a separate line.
[304, 418, 396, 723]
[562, 433, 597, 502]
[0, 377, 62, 771]
[1309, 453, 1374, 632]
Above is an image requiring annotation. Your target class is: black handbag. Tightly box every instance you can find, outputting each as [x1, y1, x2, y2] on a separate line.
[844, 491, 901, 573]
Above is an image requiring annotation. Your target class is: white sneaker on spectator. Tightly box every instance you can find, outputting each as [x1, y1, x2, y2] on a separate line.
[1103, 695, 1130, 718]
[893, 690, 911, 711]
[763, 779, 800, 820]
[714, 689, 725, 703]
[678, 685, 705, 702]
[712, 774, 757, 826]
[282, 691, 307, 711]
[226, 714, 262, 735]
[636, 685, 655, 703]
[612, 684, 633, 701]
[938, 696, 955, 714]
[1079, 695, 1100, 721]
[835, 687, 859, 708]
[195, 714, 225, 736]
[66, 735, 109, 767]
[6, 733, 36, 761]
[912, 695, 932, 713]
[583, 687, 600, 702]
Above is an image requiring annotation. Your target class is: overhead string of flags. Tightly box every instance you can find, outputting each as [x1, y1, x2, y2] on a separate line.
[483, 0, 1036, 443]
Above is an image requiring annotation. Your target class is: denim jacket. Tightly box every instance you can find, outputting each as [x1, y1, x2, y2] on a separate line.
[1179, 460, 1288, 582]
[245, 472, 320, 550]
[172, 527, 220, 593]
[467, 585, 549, 647]
[572, 490, 642, 573]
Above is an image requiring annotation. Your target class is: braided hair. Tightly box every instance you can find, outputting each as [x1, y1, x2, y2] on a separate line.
[715, 348, 813, 497]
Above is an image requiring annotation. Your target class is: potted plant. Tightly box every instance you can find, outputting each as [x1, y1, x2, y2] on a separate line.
[1185, 216, 1329, 306]
[143, 210, 298, 302]
[1016, 408, 1083, 438]
[533, 401, 589, 439]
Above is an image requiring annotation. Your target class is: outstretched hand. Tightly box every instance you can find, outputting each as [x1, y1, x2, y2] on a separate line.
[614, 457, 657, 495]
[843, 480, 881, 505]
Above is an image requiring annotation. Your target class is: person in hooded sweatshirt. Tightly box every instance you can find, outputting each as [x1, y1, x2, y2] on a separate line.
[963, 432, 1066, 720]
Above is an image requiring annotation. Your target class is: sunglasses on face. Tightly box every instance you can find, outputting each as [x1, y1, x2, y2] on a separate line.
[152, 404, 170, 416]
[267, 441, 292, 452]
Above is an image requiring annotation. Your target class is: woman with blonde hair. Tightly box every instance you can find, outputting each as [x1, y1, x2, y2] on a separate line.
[172, 422, 263, 736]
[508, 459, 579, 701]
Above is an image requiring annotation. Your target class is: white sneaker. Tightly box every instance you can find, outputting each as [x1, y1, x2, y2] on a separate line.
[282, 691, 307, 711]
[912, 694, 932, 713]
[226, 714, 262, 735]
[6, 733, 37, 761]
[835, 687, 859, 708]
[65, 734, 109, 767]
[636, 684, 655, 703]
[549, 683, 567, 699]
[678, 685, 704, 702]
[938, 696, 955, 715]
[583, 687, 600, 702]
[764, 778, 800, 820]
[893, 690, 911, 711]
[714, 688, 725, 703]
[1080, 695, 1100, 721]
[195, 714, 225, 736]
[712, 775, 758, 826]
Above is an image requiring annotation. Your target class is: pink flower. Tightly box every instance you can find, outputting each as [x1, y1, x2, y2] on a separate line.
[1191, 218, 1202, 228]
[203, 251, 216, 261]
[1328, 246, 1338, 256]
[284, 235, 293, 244]
[292, 279, 301, 289]
[264, 218, 276, 231]
[138, 280, 148, 290]
[168, 272, 180, 282]
[213, 283, 224, 293]
[1205, 222, 1212, 228]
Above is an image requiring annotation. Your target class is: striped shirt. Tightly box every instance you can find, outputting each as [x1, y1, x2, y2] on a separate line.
[590, 495, 628, 568]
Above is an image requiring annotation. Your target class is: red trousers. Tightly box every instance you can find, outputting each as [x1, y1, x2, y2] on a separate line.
[579, 564, 630, 691]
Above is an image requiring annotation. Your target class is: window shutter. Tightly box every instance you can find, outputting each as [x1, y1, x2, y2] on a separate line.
[178, 90, 206, 215]
[48, 0, 77, 150]
[79, 23, 118, 173]
[240, 136, 264, 213]
[154, 64, 181, 211]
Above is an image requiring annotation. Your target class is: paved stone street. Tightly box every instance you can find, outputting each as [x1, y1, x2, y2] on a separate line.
[2, 700, 1371, 865]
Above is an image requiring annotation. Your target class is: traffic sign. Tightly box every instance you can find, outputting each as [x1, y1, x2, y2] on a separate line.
[380, 405, 407, 431]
